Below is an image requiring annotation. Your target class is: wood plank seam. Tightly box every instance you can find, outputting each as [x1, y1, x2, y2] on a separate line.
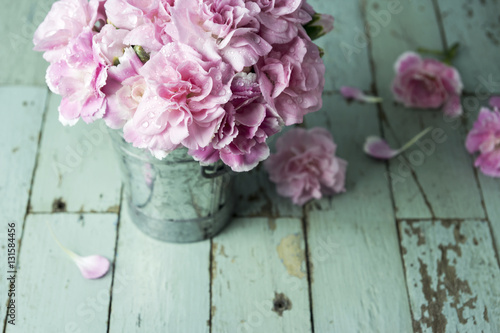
[1, 88, 49, 333]
[359, 3, 436, 316]
[430, 0, 449, 52]
[303, 205, 316, 333]
[359, 0, 437, 220]
[359, 3, 440, 332]
[208, 238, 214, 333]
[106, 185, 124, 333]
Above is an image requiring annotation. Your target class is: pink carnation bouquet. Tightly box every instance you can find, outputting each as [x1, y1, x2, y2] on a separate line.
[33, 0, 334, 172]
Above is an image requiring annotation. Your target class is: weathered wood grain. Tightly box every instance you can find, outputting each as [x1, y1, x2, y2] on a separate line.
[365, 0, 485, 219]
[0, 87, 47, 328]
[6, 213, 117, 333]
[464, 100, 500, 263]
[478, 173, 500, 260]
[307, 0, 373, 92]
[305, 94, 413, 332]
[30, 93, 122, 213]
[400, 220, 500, 332]
[211, 217, 312, 333]
[436, 0, 500, 94]
[0, 0, 52, 86]
[108, 203, 211, 333]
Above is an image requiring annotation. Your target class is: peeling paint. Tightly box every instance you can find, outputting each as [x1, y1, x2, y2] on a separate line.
[212, 242, 218, 280]
[107, 205, 120, 213]
[219, 245, 228, 258]
[277, 234, 305, 279]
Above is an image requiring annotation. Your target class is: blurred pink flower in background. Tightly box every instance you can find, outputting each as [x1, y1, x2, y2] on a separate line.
[392, 52, 463, 117]
[264, 127, 347, 205]
[466, 101, 500, 178]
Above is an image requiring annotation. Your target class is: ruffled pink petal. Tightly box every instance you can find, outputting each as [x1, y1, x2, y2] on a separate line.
[221, 142, 270, 172]
[363, 136, 399, 160]
[394, 52, 422, 73]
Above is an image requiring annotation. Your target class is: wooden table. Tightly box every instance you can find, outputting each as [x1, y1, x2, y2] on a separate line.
[1, 0, 499, 332]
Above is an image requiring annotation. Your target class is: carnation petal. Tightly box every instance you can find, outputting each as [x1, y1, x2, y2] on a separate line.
[340, 86, 382, 103]
[364, 127, 433, 160]
[46, 221, 110, 280]
[363, 136, 399, 160]
[73, 255, 111, 280]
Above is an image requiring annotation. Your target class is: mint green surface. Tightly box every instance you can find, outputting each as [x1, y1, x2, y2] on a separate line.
[1, 0, 499, 331]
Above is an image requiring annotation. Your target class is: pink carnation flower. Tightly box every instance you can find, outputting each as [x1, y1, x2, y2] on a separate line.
[189, 72, 282, 172]
[45, 29, 107, 126]
[103, 47, 145, 128]
[264, 127, 347, 205]
[123, 42, 233, 158]
[257, 35, 325, 126]
[93, 24, 130, 66]
[392, 52, 463, 117]
[33, 0, 102, 62]
[466, 106, 500, 178]
[201, 0, 272, 71]
[256, 0, 311, 45]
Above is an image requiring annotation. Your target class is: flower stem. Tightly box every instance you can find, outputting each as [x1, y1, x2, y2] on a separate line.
[45, 220, 78, 260]
[398, 127, 433, 154]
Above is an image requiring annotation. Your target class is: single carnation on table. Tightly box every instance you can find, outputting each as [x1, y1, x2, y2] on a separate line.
[392, 51, 463, 117]
[264, 128, 347, 206]
[33, 0, 334, 172]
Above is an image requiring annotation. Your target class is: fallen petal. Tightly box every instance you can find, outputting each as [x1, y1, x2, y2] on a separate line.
[364, 127, 433, 160]
[73, 255, 111, 280]
[46, 221, 111, 280]
[363, 136, 399, 159]
[340, 86, 382, 103]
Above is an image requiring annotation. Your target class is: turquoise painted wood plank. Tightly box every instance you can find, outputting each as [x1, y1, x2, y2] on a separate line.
[7, 213, 117, 333]
[30, 93, 122, 213]
[0, 86, 47, 328]
[365, 0, 485, 219]
[305, 94, 413, 332]
[465, 100, 500, 265]
[478, 173, 500, 260]
[306, 0, 373, 92]
[108, 204, 211, 333]
[211, 217, 312, 333]
[0, 0, 51, 86]
[400, 220, 500, 332]
[436, 0, 500, 94]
